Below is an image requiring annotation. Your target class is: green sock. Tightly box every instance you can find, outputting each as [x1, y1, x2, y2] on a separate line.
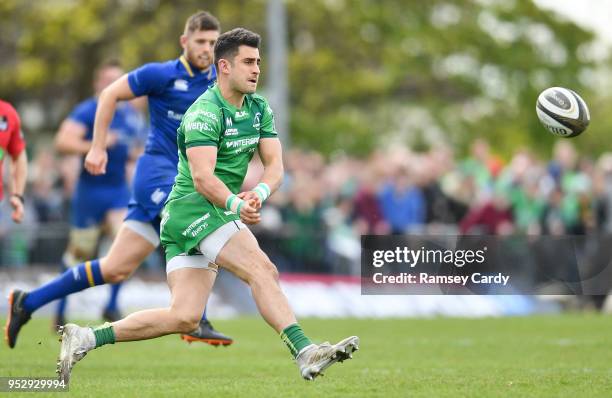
[280, 324, 312, 358]
[92, 322, 116, 348]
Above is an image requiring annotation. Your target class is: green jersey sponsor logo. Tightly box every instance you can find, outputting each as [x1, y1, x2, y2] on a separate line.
[186, 121, 214, 132]
[189, 109, 219, 122]
[182, 213, 211, 237]
[226, 137, 260, 149]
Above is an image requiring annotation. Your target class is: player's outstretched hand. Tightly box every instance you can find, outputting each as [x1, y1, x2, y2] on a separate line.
[239, 199, 261, 225]
[9, 195, 24, 223]
[85, 146, 108, 175]
[237, 191, 262, 210]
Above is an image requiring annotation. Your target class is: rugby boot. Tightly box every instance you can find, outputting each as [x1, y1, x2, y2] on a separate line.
[296, 336, 359, 381]
[180, 319, 233, 346]
[5, 289, 31, 348]
[56, 324, 94, 385]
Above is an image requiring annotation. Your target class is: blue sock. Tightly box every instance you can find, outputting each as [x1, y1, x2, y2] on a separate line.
[23, 259, 105, 313]
[55, 297, 67, 319]
[54, 261, 69, 319]
[105, 283, 122, 312]
[201, 306, 208, 321]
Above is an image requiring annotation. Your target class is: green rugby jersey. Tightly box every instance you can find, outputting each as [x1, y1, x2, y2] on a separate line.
[170, 84, 278, 201]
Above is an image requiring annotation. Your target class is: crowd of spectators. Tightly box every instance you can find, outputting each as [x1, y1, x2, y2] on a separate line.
[3, 139, 612, 279]
[245, 138, 612, 277]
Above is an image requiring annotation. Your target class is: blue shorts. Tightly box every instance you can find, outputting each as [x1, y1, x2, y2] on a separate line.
[71, 181, 130, 228]
[125, 153, 177, 235]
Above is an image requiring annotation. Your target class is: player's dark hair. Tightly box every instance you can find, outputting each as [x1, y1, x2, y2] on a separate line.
[184, 11, 220, 34]
[214, 28, 260, 69]
[94, 58, 122, 77]
[97, 58, 122, 70]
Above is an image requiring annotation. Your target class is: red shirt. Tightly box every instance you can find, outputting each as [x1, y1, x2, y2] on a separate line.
[459, 201, 513, 235]
[0, 100, 26, 200]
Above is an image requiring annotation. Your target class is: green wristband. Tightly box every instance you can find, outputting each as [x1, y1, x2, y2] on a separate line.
[226, 194, 238, 210]
[225, 193, 244, 213]
[253, 183, 271, 202]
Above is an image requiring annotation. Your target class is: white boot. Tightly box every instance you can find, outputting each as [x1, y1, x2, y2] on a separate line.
[56, 324, 95, 384]
[296, 336, 359, 380]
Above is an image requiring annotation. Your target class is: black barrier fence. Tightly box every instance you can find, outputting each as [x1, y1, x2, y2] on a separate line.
[0, 223, 335, 273]
[0, 223, 69, 267]
[361, 235, 612, 295]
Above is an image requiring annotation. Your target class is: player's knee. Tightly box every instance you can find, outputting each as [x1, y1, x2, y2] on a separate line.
[173, 311, 200, 334]
[265, 260, 280, 282]
[258, 254, 280, 281]
[103, 269, 130, 284]
[101, 260, 133, 284]
[246, 257, 279, 286]
[100, 253, 141, 283]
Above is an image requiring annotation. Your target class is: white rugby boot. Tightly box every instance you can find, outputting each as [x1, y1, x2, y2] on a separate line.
[296, 336, 359, 381]
[56, 324, 95, 384]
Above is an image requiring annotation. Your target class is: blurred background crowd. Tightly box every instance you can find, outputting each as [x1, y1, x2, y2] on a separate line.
[4, 138, 612, 281]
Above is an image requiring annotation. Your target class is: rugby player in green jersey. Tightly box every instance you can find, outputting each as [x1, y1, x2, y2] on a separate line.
[56, 27, 359, 383]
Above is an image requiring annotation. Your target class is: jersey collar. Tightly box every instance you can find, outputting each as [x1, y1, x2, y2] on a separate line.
[179, 55, 195, 77]
[179, 55, 215, 79]
[211, 84, 251, 113]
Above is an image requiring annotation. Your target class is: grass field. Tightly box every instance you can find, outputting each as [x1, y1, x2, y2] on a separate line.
[2, 315, 612, 397]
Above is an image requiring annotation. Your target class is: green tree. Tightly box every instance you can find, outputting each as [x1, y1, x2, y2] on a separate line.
[1, 0, 609, 157]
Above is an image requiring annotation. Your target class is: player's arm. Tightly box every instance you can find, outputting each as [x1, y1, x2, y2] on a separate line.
[187, 146, 260, 225]
[8, 147, 27, 224]
[240, 100, 283, 207]
[9, 149, 27, 197]
[85, 75, 135, 175]
[54, 119, 92, 155]
[242, 138, 284, 207]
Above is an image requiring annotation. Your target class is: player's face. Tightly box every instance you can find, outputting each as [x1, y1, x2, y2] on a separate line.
[94, 66, 123, 95]
[182, 29, 219, 71]
[228, 45, 260, 95]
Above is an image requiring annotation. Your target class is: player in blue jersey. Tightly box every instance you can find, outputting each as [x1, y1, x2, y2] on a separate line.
[5, 11, 231, 348]
[52, 59, 144, 327]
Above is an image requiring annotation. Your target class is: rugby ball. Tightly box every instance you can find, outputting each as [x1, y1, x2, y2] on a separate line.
[536, 87, 590, 138]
